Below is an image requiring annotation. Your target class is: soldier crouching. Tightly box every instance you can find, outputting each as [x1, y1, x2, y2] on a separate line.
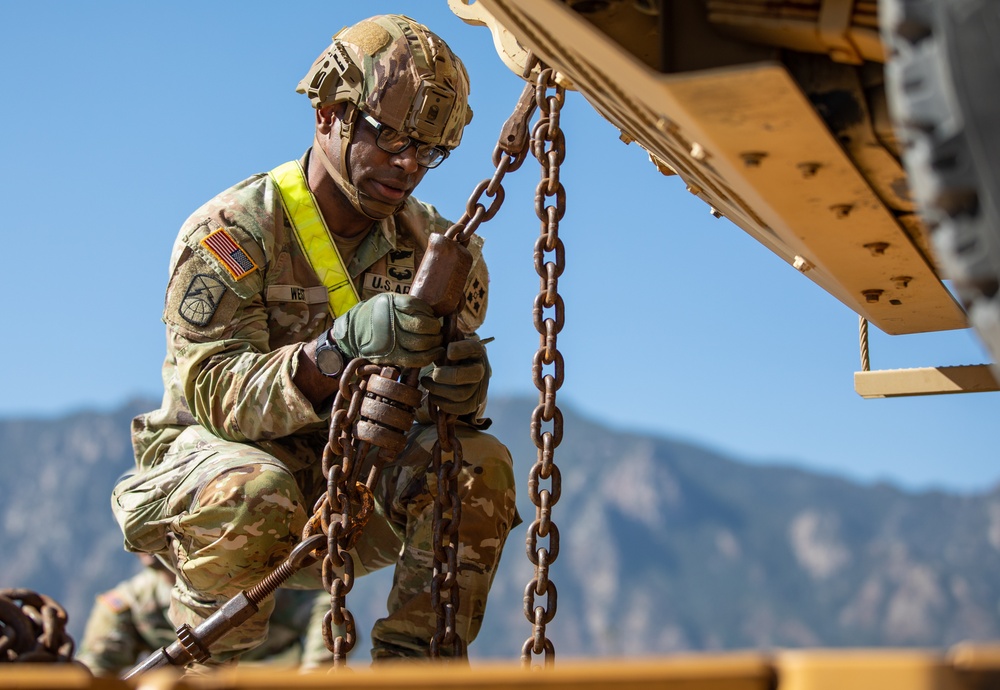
[111, 13, 517, 668]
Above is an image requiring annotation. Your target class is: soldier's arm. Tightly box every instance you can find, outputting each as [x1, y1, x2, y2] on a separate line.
[164, 222, 329, 443]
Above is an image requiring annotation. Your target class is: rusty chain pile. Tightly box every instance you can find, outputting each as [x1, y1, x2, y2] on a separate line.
[0, 589, 76, 663]
[522, 66, 566, 668]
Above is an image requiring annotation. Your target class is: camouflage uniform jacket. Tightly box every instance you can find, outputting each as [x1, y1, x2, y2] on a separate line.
[131, 150, 490, 475]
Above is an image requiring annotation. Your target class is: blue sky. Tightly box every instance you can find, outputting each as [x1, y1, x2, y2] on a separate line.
[1, 1, 996, 492]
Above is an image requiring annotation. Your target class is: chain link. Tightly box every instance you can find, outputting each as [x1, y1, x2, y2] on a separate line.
[0, 589, 76, 663]
[429, 325, 465, 656]
[446, 81, 536, 247]
[522, 66, 566, 668]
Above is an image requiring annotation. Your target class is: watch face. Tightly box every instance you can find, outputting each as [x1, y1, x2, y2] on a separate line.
[316, 346, 343, 376]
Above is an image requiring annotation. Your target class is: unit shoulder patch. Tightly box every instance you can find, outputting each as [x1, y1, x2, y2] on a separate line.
[200, 227, 258, 280]
[465, 274, 486, 320]
[179, 274, 227, 326]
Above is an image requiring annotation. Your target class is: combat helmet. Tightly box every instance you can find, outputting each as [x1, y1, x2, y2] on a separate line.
[298, 15, 474, 219]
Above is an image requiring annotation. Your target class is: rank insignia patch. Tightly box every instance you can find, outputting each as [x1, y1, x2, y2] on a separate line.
[200, 227, 258, 280]
[180, 274, 227, 326]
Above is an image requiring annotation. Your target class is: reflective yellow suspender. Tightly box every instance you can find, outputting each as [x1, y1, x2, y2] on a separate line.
[269, 160, 360, 317]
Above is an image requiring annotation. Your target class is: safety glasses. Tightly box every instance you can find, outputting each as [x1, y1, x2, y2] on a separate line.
[359, 112, 450, 169]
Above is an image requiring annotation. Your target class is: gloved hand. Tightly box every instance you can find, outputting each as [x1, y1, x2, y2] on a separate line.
[332, 293, 443, 368]
[420, 338, 490, 416]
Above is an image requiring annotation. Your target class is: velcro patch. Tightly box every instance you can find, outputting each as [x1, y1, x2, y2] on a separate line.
[200, 227, 258, 280]
[179, 274, 227, 326]
[266, 285, 328, 304]
[387, 248, 415, 283]
[364, 272, 411, 296]
[341, 21, 391, 56]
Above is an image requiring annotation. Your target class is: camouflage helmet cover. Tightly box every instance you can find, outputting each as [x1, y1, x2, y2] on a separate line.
[297, 15, 473, 149]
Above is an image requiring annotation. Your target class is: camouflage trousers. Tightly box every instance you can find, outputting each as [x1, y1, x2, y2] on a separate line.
[111, 422, 517, 661]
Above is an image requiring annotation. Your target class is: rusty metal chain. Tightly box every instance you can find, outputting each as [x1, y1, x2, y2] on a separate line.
[428, 315, 464, 658]
[0, 589, 76, 663]
[446, 80, 536, 246]
[302, 358, 421, 665]
[522, 66, 566, 668]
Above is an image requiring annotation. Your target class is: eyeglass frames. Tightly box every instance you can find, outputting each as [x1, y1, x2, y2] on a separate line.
[358, 112, 450, 169]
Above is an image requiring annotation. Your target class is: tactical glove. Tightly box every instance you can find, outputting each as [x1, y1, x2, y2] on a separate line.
[332, 293, 443, 368]
[420, 338, 490, 416]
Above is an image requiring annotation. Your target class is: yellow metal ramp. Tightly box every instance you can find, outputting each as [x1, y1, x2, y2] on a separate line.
[3, 647, 1000, 690]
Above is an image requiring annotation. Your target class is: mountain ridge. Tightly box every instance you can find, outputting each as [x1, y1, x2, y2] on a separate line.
[2, 396, 998, 660]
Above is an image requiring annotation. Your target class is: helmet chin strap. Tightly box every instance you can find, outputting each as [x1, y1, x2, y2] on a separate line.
[313, 106, 403, 221]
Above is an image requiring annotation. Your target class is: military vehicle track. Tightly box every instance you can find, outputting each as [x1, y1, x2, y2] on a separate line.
[881, 0, 1000, 369]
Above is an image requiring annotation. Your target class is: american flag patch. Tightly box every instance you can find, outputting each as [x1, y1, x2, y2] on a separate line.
[200, 227, 258, 280]
[99, 591, 128, 614]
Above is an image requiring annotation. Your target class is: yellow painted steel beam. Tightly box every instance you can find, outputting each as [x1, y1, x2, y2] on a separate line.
[0, 665, 127, 690]
[464, 0, 967, 335]
[777, 650, 956, 690]
[184, 655, 775, 690]
[854, 364, 1000, 398]
[3, 647, 1000, 690]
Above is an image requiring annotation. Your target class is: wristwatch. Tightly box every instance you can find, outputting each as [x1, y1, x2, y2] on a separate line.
[313, 330, 345, 378]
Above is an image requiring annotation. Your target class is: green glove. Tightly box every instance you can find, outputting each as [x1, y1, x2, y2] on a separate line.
[332, 293, 443, 368]
[420, 338, 490, 416]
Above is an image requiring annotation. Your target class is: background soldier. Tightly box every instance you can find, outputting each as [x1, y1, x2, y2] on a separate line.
[111, 14, 518, 667]
[76, 556, 334, 675]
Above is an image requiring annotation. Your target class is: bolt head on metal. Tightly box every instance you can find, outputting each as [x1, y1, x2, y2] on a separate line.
[793, 256, 813, 272]
[740, 151, 767, 167]
[797, 162, 821, 178]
